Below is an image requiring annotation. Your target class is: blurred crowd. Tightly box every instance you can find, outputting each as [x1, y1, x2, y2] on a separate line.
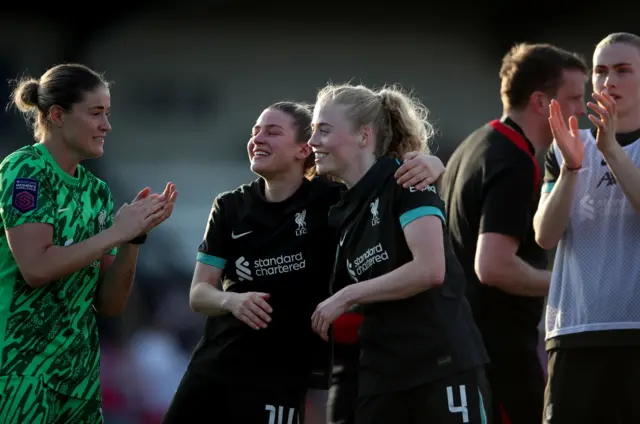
[98, 275, 202, 424]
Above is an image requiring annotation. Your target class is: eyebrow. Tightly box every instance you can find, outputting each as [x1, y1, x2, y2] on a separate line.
[313, 122, 333, 127]
[594, 62, 633, 68]
[253, 124, 284, 131]
[89, 105, 109, 111]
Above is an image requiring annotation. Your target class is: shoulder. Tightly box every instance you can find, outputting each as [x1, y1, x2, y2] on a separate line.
[480, 123, 536, 172]
[452, 122, 526, 166]
[212, 180, 257, 212]
[81, 168, 111, 198]
[0, 146, 46, 177]
[309, 176, 345, 203]
[310, 175, 345, 191]
[456, 123, 494, 152]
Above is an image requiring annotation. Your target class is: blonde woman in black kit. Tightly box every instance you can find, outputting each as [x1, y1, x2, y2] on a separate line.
[309, 84, 490, 424]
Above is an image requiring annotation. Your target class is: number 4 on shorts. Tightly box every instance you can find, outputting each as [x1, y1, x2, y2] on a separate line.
[447, 384, 470, 423]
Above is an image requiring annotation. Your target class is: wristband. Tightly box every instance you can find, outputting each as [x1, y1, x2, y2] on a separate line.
[129, 233, 147, 245]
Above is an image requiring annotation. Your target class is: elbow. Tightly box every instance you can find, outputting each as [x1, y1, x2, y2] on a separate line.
[21, 268, 52, 289]
[417, 261, 445, 288]
[533, 212, 558, 250]
[189, 286, 203, 313]
[534, 232, 556, 251]
[475, 256, 505, 287]
[188, 293, 198, 313]
[428, 267, 446, 287]
[533, 220, 559, 250]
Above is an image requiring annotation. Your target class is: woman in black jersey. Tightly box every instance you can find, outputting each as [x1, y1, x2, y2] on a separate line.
[309, 84, 491, 424]
[161, 101, 444, 424]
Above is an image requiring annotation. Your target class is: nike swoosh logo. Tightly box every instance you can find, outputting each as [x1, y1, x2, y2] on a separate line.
[339, 230, 348, 246]
[231, 230, 252, 240]
[58, 208, 70, 213]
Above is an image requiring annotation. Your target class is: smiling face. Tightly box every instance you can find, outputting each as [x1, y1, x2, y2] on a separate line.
[247, 108, 311, 179]
[308, 101, 363, 179]
[54, 85, 112, 159]
[592, 42, 640, 117]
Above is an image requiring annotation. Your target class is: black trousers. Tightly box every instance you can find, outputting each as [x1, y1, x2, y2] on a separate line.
[544, 346, 640, 424]
[485, 349, 545, 424]
[329, 366, 491, 424]
[162, 370, 306, 424]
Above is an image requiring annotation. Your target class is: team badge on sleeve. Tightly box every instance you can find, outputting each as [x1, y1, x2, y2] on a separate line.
[12, 178, 39, 213]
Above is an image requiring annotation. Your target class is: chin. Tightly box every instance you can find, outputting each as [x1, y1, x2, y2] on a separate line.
[315, 162, 333, 176]
[250, 161, 275, 179]
[616, 100, 632, 116]
[86, 147, 104, 159]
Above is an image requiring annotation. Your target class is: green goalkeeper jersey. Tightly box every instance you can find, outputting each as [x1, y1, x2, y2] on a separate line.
[0, 143, 116, 401]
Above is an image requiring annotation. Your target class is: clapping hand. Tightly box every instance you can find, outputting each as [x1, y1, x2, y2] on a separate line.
[132, 182, 179, 233]
[587, 91, 618, 155]
[548, 100, 584, 170]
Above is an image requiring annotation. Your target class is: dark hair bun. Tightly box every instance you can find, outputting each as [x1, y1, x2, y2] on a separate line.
[13, 79, 40, 111]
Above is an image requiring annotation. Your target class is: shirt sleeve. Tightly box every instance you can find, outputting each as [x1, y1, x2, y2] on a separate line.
[0, 156, 56, 230]
[396, 183, 446, 229]
[197, 194, 230, 270]
[479, 155, 536, 241]
[542, 145, 561, 194]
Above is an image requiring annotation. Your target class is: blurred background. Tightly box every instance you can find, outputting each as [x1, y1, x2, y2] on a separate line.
[0, 3, 637, 423]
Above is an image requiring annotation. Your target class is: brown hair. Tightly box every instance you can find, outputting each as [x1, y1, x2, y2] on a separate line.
[10, 63, 108, 141]
[267, 101, 316, 179]
[315, 83, 434, 158]
[499, 43, 588, 111]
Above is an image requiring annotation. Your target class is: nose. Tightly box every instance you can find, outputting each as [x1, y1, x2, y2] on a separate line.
[308, 131, 320, 147]
[604, 74, 617, 90]
[252, 129, 268, 144]
[575, 102, 587, 117]
[100, 116, 112, 132]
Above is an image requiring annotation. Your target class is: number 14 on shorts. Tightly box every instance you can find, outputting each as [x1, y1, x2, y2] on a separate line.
[447, 384, 470, 423]
[265, 404, 297, 424]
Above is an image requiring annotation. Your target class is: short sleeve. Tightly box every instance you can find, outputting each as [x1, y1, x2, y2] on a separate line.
[396, 184, 446, 229]
[196, 195, 230, 270]
[479, 156, 535, 240]
[542, 145, 561, 194]
[0, 156, 56, 230]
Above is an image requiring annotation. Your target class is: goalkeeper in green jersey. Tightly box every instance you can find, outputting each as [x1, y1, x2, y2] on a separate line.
[0, 63, 178, 424]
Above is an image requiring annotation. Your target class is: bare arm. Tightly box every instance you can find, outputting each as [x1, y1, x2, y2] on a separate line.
[94, 245, 139, 316]
[94, 184, 177, 316]
[533, 166, 580, 249]
[475, 233, 551, 297]
[189, 261, 230, 316]
[7, 223, 122, 288]
[189, 262, 273, 328]
[341, 216, 445, 305]
[475, 154, 550, 297]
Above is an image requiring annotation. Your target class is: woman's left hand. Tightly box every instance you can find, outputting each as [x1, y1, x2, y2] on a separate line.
[312, 292, 351, 341]
[394, 152, 445, 190]
[132, 182, 179, 233]
[588, 91, 618, 155]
